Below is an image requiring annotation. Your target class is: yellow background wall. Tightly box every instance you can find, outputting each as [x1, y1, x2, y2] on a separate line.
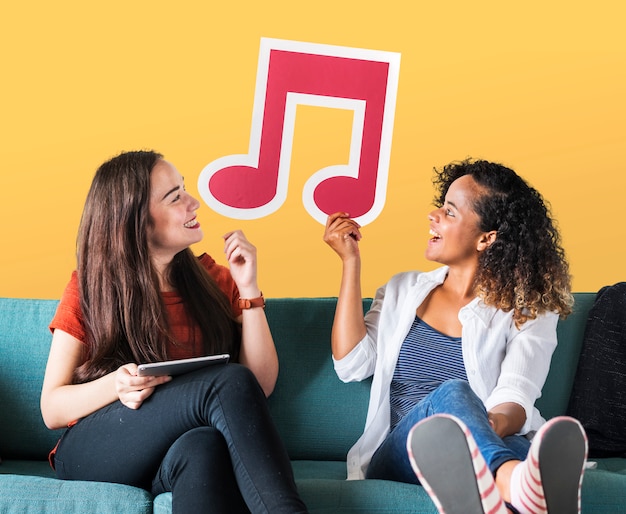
[1, 1, 624, 300]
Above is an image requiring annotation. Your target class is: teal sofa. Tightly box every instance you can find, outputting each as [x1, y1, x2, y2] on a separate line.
[1, 294, 625, 513]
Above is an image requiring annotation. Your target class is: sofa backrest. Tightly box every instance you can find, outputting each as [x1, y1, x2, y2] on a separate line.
[0, 298, 61, 460]
[266, 298, 373, 461]
[267, 294, 597, 461]
[0, 293, 596, 463]
[536, 292, 595, 418]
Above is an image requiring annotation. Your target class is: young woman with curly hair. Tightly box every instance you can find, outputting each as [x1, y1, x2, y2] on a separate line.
[41, 150, 308, 513]
[323, 159, 587, 514]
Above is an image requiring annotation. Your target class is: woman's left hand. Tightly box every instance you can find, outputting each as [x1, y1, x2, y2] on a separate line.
[223, 230, 260, 297]
[488, 403, 526, 438]
[116, 364, 172, 410]
[223, 230, 277, 396]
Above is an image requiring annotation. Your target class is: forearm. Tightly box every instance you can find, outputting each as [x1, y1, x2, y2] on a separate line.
[41, 372, 118, 430]
[238, 308, 279, 397]
[331, 257, 367, 360]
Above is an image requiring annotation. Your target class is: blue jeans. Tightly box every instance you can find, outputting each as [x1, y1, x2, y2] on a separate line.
[366, 379, 531, 484]
[53, 364, 307, 514]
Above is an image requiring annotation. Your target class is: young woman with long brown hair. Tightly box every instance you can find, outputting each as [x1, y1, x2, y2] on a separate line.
[41, 150, 308, 513]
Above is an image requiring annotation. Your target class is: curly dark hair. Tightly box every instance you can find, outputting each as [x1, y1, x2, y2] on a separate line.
[433, 158, 573, 326]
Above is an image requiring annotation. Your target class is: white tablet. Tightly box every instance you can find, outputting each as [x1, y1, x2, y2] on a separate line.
[137, 354, 230, 377]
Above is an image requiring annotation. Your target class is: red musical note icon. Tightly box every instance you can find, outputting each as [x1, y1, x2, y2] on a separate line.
[198, 38, 400, 225]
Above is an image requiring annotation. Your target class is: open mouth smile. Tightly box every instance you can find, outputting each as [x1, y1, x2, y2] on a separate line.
[429, 228, 442, 241]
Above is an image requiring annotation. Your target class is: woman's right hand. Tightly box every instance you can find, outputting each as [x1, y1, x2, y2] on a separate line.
[323, 213, 367, 359]
[323, 212, 362, 261]
[115, 364, 172, 410]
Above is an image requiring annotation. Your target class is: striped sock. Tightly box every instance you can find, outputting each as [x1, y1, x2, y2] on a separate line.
[458, 418, 508, 514]
[408, 414, 508, 514]
[510, 458, 546, 514]
[509, 416, 586, 514]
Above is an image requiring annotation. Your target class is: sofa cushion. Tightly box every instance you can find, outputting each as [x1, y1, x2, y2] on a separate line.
[154, 460, 440, 514]
[581, 468, 626, 513]
[0, 474, 153, 514]
[567, 283, 626, 457]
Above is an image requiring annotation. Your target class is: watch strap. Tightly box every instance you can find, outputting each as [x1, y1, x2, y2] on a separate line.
[238, 292, 265, 310]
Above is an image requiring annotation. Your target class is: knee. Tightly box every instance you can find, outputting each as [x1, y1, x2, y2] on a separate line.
[174, 427, 226, 454]
[436, 379, 476, 402]
[223, 363, 261, 389]
[160, 428, 231, 484]
[214, 363, 264, 402]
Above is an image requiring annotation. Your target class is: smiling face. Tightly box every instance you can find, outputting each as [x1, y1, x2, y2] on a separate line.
[425, 175, 494, 268]
[147, 159, 203, 269]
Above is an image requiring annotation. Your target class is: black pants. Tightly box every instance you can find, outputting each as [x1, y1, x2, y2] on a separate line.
[54, 364, 307, 514]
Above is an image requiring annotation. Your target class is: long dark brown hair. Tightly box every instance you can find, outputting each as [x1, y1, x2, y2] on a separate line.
[433, 158, 573, 327]
[74, 150, 239, 383]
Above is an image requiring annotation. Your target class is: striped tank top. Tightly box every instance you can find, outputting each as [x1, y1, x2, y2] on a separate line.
[389, 316, 467, 430]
